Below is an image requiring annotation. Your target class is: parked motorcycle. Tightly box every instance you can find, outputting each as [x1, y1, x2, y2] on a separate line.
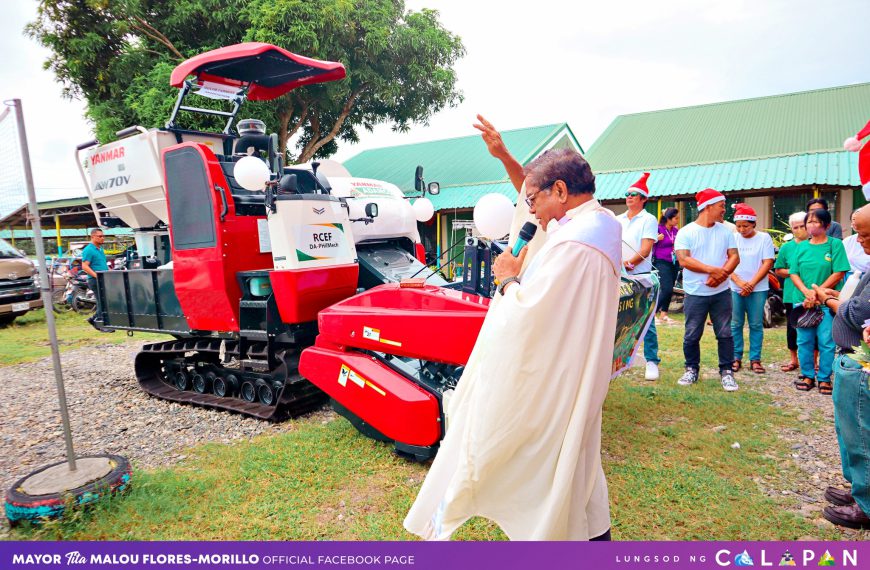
[763, 271, 786, 328]
[52, 270, 95, 314]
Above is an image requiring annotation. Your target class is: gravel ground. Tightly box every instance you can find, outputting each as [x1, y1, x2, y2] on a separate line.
[0, 341, 334, 528]
[0, 340, 867, 539]
[738, 363, 869, 540]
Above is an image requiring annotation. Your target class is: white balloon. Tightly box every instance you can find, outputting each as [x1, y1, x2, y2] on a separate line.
[473, 193, 515, 239]
[234, 156, 271, 191]
[412, 197, 435, 222]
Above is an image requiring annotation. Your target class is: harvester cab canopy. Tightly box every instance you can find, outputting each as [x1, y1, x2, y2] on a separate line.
[166, 42, 346, 133]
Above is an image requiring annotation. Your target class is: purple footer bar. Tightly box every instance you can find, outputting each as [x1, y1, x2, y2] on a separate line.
[0, 541, 865, 570]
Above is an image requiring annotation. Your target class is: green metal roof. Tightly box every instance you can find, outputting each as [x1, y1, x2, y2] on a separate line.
[593, 151, 860, 201]
[35, 197, 92, 210]
[426, 181, 518, 211]
[343, 123, 582, 190]
[0, 228, 132, 238]
[586, 83, 870, 173]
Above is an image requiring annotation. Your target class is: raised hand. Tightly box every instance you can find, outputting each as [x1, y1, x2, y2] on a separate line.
[473, 114, 511, 162]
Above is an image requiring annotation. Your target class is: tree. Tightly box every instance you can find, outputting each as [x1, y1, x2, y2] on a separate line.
[27, 0, 465, 162]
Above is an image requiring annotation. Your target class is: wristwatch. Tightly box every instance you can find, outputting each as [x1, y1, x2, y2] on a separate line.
[498, 276, 520, 296]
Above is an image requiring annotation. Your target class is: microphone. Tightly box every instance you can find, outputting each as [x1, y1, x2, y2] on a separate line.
[511, 222, 537, 256]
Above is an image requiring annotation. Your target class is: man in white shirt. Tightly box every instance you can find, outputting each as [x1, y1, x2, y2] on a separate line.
[616, 173, 660, 381]
[674, 188, 740, 391]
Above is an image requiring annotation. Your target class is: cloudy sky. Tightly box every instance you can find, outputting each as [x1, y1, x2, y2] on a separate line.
[1, 0, 868, 204]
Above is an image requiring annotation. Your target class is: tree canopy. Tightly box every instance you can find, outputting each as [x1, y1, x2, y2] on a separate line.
[28, 0, 465, 162]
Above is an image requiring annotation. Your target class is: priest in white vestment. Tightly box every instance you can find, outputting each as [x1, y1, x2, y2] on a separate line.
[404, 147, 622, 541]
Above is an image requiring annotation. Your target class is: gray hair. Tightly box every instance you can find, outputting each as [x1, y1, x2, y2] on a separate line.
[788, 212, 806, 226]
[90, 228, 104, 237]
[523, 148, 596, 195]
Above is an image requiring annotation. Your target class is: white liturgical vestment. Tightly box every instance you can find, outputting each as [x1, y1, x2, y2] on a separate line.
[404, 198, 622, 540]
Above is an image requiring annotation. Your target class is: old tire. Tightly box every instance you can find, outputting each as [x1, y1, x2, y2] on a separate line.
[4, 454, 131, 526]
[71, 296, 95, 314]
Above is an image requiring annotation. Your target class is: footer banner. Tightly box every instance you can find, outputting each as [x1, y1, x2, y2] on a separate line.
[0, 541, 864, 570]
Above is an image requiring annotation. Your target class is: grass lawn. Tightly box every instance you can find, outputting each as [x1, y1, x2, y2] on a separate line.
[6, 312, 844, 540]
[0, 309, 166, 366]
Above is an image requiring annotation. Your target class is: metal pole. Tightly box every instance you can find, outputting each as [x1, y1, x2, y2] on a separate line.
[11, 99, 77, 471]
[55, 214, 62, 257]
[436, 212, 441, 269]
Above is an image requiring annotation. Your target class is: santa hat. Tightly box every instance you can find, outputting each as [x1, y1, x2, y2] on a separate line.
[844, 119, 870, 200]
[843, 120, 870, 151]
[695, 188, 725, 210]
[628, 172, 650, 198]
[732, 203, 756, 222]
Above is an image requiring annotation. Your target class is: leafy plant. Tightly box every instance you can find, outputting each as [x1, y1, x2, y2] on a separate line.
[27, 0, 465, 163]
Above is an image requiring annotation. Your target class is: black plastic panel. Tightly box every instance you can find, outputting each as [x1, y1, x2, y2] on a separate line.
[101, 271, 131, 327]
[165, 147, 217, 250]
[199, 52, 324, 87]
[100, 269, 189, 334]
[128, 272, 159, 330]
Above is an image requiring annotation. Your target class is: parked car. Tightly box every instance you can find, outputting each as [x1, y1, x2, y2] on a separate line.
[0, 238, 42, 325]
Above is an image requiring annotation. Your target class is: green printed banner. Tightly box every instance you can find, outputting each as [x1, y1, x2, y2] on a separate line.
[612, 273, 659, 378]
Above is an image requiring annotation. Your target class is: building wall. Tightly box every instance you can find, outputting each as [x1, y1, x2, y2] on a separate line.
[840, 190, 853, 234]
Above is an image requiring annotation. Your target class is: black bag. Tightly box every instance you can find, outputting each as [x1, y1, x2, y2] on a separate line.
[789, 239, 833, 329]
[790, 305, 825, 328]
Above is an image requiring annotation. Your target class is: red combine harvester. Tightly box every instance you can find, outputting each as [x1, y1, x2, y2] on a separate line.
[78, 43, 486, 460]
[79, 43, 655, 462]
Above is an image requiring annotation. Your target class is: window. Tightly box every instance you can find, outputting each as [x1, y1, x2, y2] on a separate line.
[0, 237, 23, 258]
[771, 191, 811, 232]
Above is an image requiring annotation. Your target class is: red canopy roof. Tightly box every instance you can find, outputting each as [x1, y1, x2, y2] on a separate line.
[170, 43, 346, 101]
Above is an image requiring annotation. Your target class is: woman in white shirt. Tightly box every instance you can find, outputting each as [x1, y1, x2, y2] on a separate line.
[730, 204, 775, 374]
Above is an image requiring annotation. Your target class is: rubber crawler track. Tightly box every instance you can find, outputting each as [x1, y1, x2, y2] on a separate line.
[134, 339, 327, 421]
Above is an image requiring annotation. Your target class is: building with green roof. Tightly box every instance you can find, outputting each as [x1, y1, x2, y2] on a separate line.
[343, 123, 583, 273]
[586, 82, 869, 231]
[0, 196, 131, 256]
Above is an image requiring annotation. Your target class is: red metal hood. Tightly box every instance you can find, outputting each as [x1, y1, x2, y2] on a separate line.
[169, 42, 346, 101]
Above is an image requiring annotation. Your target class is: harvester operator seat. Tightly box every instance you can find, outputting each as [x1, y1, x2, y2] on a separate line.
[221, 119, 281, 214]
[232, 118, 281, 173]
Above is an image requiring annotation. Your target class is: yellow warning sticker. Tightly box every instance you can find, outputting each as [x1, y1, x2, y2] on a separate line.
[363, 325, 402, 347]
[363, 326, 380, 341]
[337, 364, 386, 396]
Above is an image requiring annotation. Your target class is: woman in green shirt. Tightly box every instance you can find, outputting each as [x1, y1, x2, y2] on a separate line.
[789, 209, 850, 394]
[773, 212, 808, 372]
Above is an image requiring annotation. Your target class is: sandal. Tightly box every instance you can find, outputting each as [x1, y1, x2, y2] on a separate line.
[732, 359, 742, 372]
[750, 361, 766, 374]
[780, 362, 799, 372]
[818, 381, 833, 396]
[794, 376, 816, 391]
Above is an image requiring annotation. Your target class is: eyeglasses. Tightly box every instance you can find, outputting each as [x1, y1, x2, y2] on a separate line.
[625, 191, 643, 198]
[525, 185, 552, 208]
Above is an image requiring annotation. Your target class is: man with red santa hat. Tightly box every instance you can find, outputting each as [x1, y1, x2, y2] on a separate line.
[616, 172, 661, 381]
[673, 188, 740, 391]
